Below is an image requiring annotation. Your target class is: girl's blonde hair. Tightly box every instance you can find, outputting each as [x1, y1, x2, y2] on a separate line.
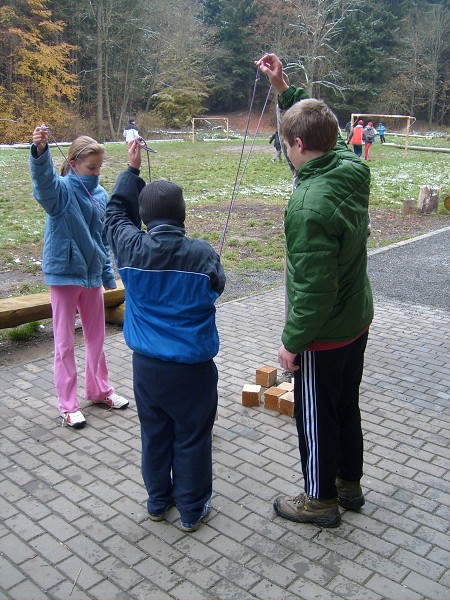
[60, 136, 105, 175]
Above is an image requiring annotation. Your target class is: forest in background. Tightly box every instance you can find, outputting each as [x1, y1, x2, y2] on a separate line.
[0, 0, 448, 143]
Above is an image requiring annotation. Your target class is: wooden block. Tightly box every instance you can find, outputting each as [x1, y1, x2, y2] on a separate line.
[242, 384, 261, 407]
[277, 381, 294, 392]
[256, 365, 277, 388]
[279, 391, 295, 417]
[263, 386, 285, 411]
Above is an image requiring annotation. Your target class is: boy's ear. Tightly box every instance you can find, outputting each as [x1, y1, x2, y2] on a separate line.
[295, 137, 307, 152]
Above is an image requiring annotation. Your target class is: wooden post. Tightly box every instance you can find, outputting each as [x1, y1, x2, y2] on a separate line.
[405, 117, 411, 157]
[403, 198, 415, 215]
[192, 119, 195, 143]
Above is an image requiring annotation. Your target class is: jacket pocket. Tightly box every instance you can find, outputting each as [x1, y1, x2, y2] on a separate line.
[48, 239, 87, 275]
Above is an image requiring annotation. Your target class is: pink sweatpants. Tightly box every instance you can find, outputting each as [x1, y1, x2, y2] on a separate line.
[50, 285, 114, 414]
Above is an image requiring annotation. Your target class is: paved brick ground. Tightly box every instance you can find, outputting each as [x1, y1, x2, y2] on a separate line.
[1, 235, 449, 599]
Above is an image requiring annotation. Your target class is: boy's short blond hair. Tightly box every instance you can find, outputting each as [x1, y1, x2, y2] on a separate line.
[280, 99, 338, 153]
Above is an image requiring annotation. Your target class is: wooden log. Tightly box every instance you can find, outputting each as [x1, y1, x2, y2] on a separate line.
[417, 185, 439, 213]
[104, 303, 125, 326]
[0, 280, 125, 329]
[383, 143, 450, 153]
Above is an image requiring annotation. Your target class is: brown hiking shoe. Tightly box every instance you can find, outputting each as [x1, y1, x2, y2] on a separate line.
[336, 478, 365, 510]
[273, 493, 341, 528]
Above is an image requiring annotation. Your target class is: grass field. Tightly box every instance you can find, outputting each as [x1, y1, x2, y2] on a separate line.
[0, 135, 449, 291]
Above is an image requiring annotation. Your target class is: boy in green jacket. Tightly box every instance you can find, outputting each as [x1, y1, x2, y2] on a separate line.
[256, 53, 374, 528]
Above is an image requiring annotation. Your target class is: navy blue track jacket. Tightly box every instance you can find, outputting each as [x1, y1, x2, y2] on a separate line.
[105, 168, 225, 364]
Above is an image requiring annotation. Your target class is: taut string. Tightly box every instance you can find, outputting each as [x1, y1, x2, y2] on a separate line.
[217, 69, 272, 256]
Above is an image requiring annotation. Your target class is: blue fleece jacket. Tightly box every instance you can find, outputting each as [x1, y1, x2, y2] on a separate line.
[29, 145, 116, 289]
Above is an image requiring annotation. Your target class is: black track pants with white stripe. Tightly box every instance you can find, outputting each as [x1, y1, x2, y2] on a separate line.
[293, 331, 369, 500]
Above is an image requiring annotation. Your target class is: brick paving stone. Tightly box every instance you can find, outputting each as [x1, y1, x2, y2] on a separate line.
[127, 579, 174, 599]
[250, 579, 301, 600]
[95, 555, 144, 589]
[19, 556, 67, 590]
[171, 555, 223, 589]
[365, 572, 425, 600]
[169, 579, 221, 599]
[4, 513, 45, 542]
[7, 580, 50, 600]
[327, 574, 386, 600]
[392, 547, 447, 581]
[0, 555, 24, 591]
[209, 555, 261, 590]
[134, 555, 182, 590]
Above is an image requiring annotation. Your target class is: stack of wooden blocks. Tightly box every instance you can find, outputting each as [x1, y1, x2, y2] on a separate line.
[241, 365, 295, 417]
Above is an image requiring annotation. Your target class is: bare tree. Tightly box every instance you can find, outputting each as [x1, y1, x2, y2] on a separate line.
[378, 2, 449, 124]
[283, 0, 363, 97]
[423, 3, 449, 124]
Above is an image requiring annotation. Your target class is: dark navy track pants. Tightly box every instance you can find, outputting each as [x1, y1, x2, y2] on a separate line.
[133, 352, 218, 524]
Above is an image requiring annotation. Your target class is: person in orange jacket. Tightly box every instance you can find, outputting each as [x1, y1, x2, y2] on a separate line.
[348, 120, 364, 157]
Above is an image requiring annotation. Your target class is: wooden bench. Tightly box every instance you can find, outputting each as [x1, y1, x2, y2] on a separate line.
[0, 281, 125, 329]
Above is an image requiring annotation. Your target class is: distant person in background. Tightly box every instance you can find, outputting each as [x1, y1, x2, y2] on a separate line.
[123, 119, 139, 143]
[345, 121, 351, 143]
[269, 130, 283, 163]
[378, 122, 386, 144]
[363, 122, 377, 160]
[348, 120, 364, 157]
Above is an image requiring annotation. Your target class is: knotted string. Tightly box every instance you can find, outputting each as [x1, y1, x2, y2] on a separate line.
[217, 69, 272, 256]
[136, 137, 157, 182]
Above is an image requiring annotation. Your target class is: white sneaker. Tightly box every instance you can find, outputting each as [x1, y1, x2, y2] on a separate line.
[92, 393, 129, 409]
[61, 410, 86, 429]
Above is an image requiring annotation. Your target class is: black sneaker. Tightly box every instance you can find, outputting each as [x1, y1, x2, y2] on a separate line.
[336, 478, 365, 510]
[273, 493, 341, 528]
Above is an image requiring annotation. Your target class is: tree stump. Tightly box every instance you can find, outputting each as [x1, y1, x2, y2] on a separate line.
[403, 198, 415, 215]
[417, 185, 439, 213]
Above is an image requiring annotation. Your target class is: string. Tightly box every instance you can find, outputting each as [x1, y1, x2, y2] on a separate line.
[136, 137, 157, 182]
[217, 69, 272, 256]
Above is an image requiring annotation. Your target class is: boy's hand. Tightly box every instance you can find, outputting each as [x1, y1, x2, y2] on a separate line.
[128, 139, 142, 170]
[255, 54, 289, 95]
[278, 344, 299, 372]
[32, 125, 48, 156]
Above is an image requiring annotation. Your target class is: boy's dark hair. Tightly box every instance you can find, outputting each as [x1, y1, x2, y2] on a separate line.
[280, 99, 338, 153]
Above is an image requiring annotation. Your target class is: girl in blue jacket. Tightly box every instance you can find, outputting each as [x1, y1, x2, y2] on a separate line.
[30, 127, 129, 429]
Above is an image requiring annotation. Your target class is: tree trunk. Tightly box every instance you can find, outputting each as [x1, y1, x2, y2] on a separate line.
[96, 2, 104, 138]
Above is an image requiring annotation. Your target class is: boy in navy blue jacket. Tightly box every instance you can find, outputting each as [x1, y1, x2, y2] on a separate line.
[105, 141, 225, 532]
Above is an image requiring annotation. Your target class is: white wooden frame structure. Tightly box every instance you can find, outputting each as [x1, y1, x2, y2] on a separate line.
[191, 117, 229, 142]
[351, 113, 416, 156]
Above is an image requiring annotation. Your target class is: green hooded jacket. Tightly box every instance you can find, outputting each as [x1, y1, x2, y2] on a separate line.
[279, 86, 374, 353]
